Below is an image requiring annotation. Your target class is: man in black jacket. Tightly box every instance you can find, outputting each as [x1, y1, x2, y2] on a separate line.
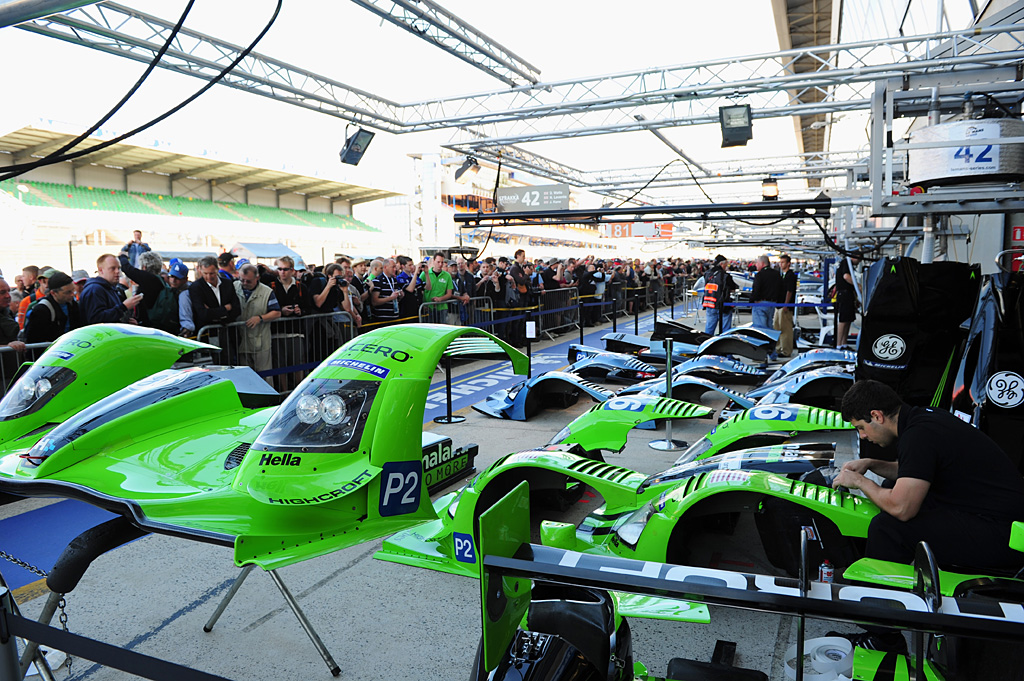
[24, 271, 80, 343]
[189, 256, 241, 328]
[750, 254, 782, 331]
[702, 255, 738, 334]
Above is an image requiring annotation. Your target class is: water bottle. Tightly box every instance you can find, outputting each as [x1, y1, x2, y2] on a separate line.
[818, 559, 834, 583]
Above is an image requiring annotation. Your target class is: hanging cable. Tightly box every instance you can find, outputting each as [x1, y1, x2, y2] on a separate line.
[1, 0, 283, 181]
[811, 215, 904, 259]
[473, 151, 503, 259]
[1, 0, 196, 181]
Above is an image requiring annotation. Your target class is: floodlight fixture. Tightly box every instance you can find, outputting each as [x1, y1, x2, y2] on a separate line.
[339, 127, 375, 165]
[761, 177, 779, 201]
[454, 156, 481, 183]
[719, 104, 753, 147]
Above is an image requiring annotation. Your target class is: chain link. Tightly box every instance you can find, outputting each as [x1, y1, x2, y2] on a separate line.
[0, 548, 48, 577]
[1, 549, 73, 676]
[58, 596, 73, 676]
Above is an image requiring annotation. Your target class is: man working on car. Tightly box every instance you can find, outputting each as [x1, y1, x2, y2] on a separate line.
[834, 379, 1024, 570]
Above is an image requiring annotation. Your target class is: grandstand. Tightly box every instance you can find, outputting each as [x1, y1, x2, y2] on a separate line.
[0, 125, 399, 278]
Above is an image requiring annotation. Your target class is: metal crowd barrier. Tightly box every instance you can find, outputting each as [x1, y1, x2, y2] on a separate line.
[417, 296, 494, 328]
[0, 342, 52, 397]
[195, 311, 355, 389]
[535, 287, 579, 339]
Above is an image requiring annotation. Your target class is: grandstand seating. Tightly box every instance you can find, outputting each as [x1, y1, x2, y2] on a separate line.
[0, 179, 380, 231]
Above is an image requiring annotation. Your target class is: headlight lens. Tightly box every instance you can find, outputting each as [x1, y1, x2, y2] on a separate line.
[320, 394, 347, 425]
[0, 365, 76, 421]
[296, 395, 321, 424]
[614, 501, 656, 548]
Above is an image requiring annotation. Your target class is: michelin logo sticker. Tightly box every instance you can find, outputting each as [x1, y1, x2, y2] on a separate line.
[328, 359, 390, 379]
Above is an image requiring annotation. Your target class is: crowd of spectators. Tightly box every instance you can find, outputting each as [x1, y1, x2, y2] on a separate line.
[0, 230, 822, 389]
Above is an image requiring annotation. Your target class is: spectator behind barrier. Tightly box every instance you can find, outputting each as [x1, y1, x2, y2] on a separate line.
[23, 271, 80, 343]
[120, 229, 151, 268]
[189, 255, 240, 328]
[80, 255, 143, 326]
[233, 263, 281, 383]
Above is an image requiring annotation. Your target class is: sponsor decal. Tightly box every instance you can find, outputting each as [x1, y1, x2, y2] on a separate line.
[603, 396, 646, 412]
[267, 468, 373, 504]
[345, 342, 412, 362]
[872, 334, 906, 360]
[380, 460, 421, 516]
[986, 371, 1024, 409]
[327, 358, 390, 379]
[748, 405, 798, 421]
[260, 452, 302, 467]
[454, 532, 476, 563]
[707, 470, 752, 484]
[51, 351, 74, 361]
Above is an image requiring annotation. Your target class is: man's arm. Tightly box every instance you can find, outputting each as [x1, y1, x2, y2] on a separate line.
[178, 290, 194, 333]
[832, 469, 930, 522]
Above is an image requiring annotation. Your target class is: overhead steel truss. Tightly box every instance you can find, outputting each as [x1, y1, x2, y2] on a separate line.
[349, 0, 540, 87]
[18, 5, 1024, 138]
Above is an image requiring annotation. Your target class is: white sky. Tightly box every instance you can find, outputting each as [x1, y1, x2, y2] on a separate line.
[0, 0, 802, 202]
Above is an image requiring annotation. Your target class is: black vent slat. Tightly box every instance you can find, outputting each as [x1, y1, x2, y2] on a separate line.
[224, 442, 251, 470]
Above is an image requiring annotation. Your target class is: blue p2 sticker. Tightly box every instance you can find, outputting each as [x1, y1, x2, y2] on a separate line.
[453, 532, 476, 563]
[379, 460, 421, 516]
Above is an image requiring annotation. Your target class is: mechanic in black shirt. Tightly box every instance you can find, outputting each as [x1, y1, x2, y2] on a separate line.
[834, 252, 860, 346]
[834, 379, 1024, 570]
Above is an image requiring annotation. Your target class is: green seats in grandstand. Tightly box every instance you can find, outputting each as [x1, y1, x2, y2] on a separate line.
[0, 179, 53, 208]
[2, 179, 383, 232]
[228, 202, 308, 227]
[147, 193, 247, 221]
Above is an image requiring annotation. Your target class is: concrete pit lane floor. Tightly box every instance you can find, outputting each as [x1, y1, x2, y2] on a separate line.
[3, 306, 870, 681]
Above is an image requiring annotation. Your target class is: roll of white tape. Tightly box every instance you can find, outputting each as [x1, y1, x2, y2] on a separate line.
[784, 636, 853, 680]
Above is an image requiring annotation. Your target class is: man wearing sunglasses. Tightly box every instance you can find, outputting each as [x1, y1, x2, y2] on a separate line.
[271, 256, 309, 317]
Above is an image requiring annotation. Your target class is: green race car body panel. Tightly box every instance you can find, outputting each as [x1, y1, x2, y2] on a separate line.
[0, 324, 527, 571]
[547, 394, 714, 455]
[674, 403, 854, 464]
[0, 325, 216, 448]
[377, 440, 878, 606]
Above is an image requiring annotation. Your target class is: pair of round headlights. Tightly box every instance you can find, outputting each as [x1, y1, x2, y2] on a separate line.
[295, 393, 349, 426]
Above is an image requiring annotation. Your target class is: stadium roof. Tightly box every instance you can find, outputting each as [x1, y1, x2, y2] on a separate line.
[0, 126, 398, 204]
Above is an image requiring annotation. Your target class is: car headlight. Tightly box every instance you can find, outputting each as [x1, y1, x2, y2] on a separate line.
[614, 501, 656, 548]
[0, 365, 76, 421]
[296, 395, 321, 424]
[320, 394, 347, 425]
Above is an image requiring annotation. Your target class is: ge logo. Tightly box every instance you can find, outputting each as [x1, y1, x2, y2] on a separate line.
[604, 397, 645, 412]
[872, 334, 906, 360]
[748, 405, 798, 421]
[986, 371, 1024, 408]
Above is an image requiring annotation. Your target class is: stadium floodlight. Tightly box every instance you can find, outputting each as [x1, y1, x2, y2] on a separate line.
[454, 156, 481, 183]
[339, 127, 375, 165]
[761, 177, 779, 201]
[719, 104, 752, 147]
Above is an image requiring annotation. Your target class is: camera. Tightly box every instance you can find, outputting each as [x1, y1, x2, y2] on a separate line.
[334, 275, 344, 284]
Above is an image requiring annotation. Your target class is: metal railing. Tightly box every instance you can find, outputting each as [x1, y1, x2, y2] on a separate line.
[535, 287, 579, 339]
[417, 296, 494, 328]
[0, 342, 52, 397]
[195, 311, 355, 389]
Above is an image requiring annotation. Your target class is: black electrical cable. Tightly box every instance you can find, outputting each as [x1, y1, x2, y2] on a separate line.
[1, 0, 196, 181]
[1, 0, 282, 181]
[811, 215, 904, 259]
[473, 151, 504, 259]
[614, 158, 678, 208]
